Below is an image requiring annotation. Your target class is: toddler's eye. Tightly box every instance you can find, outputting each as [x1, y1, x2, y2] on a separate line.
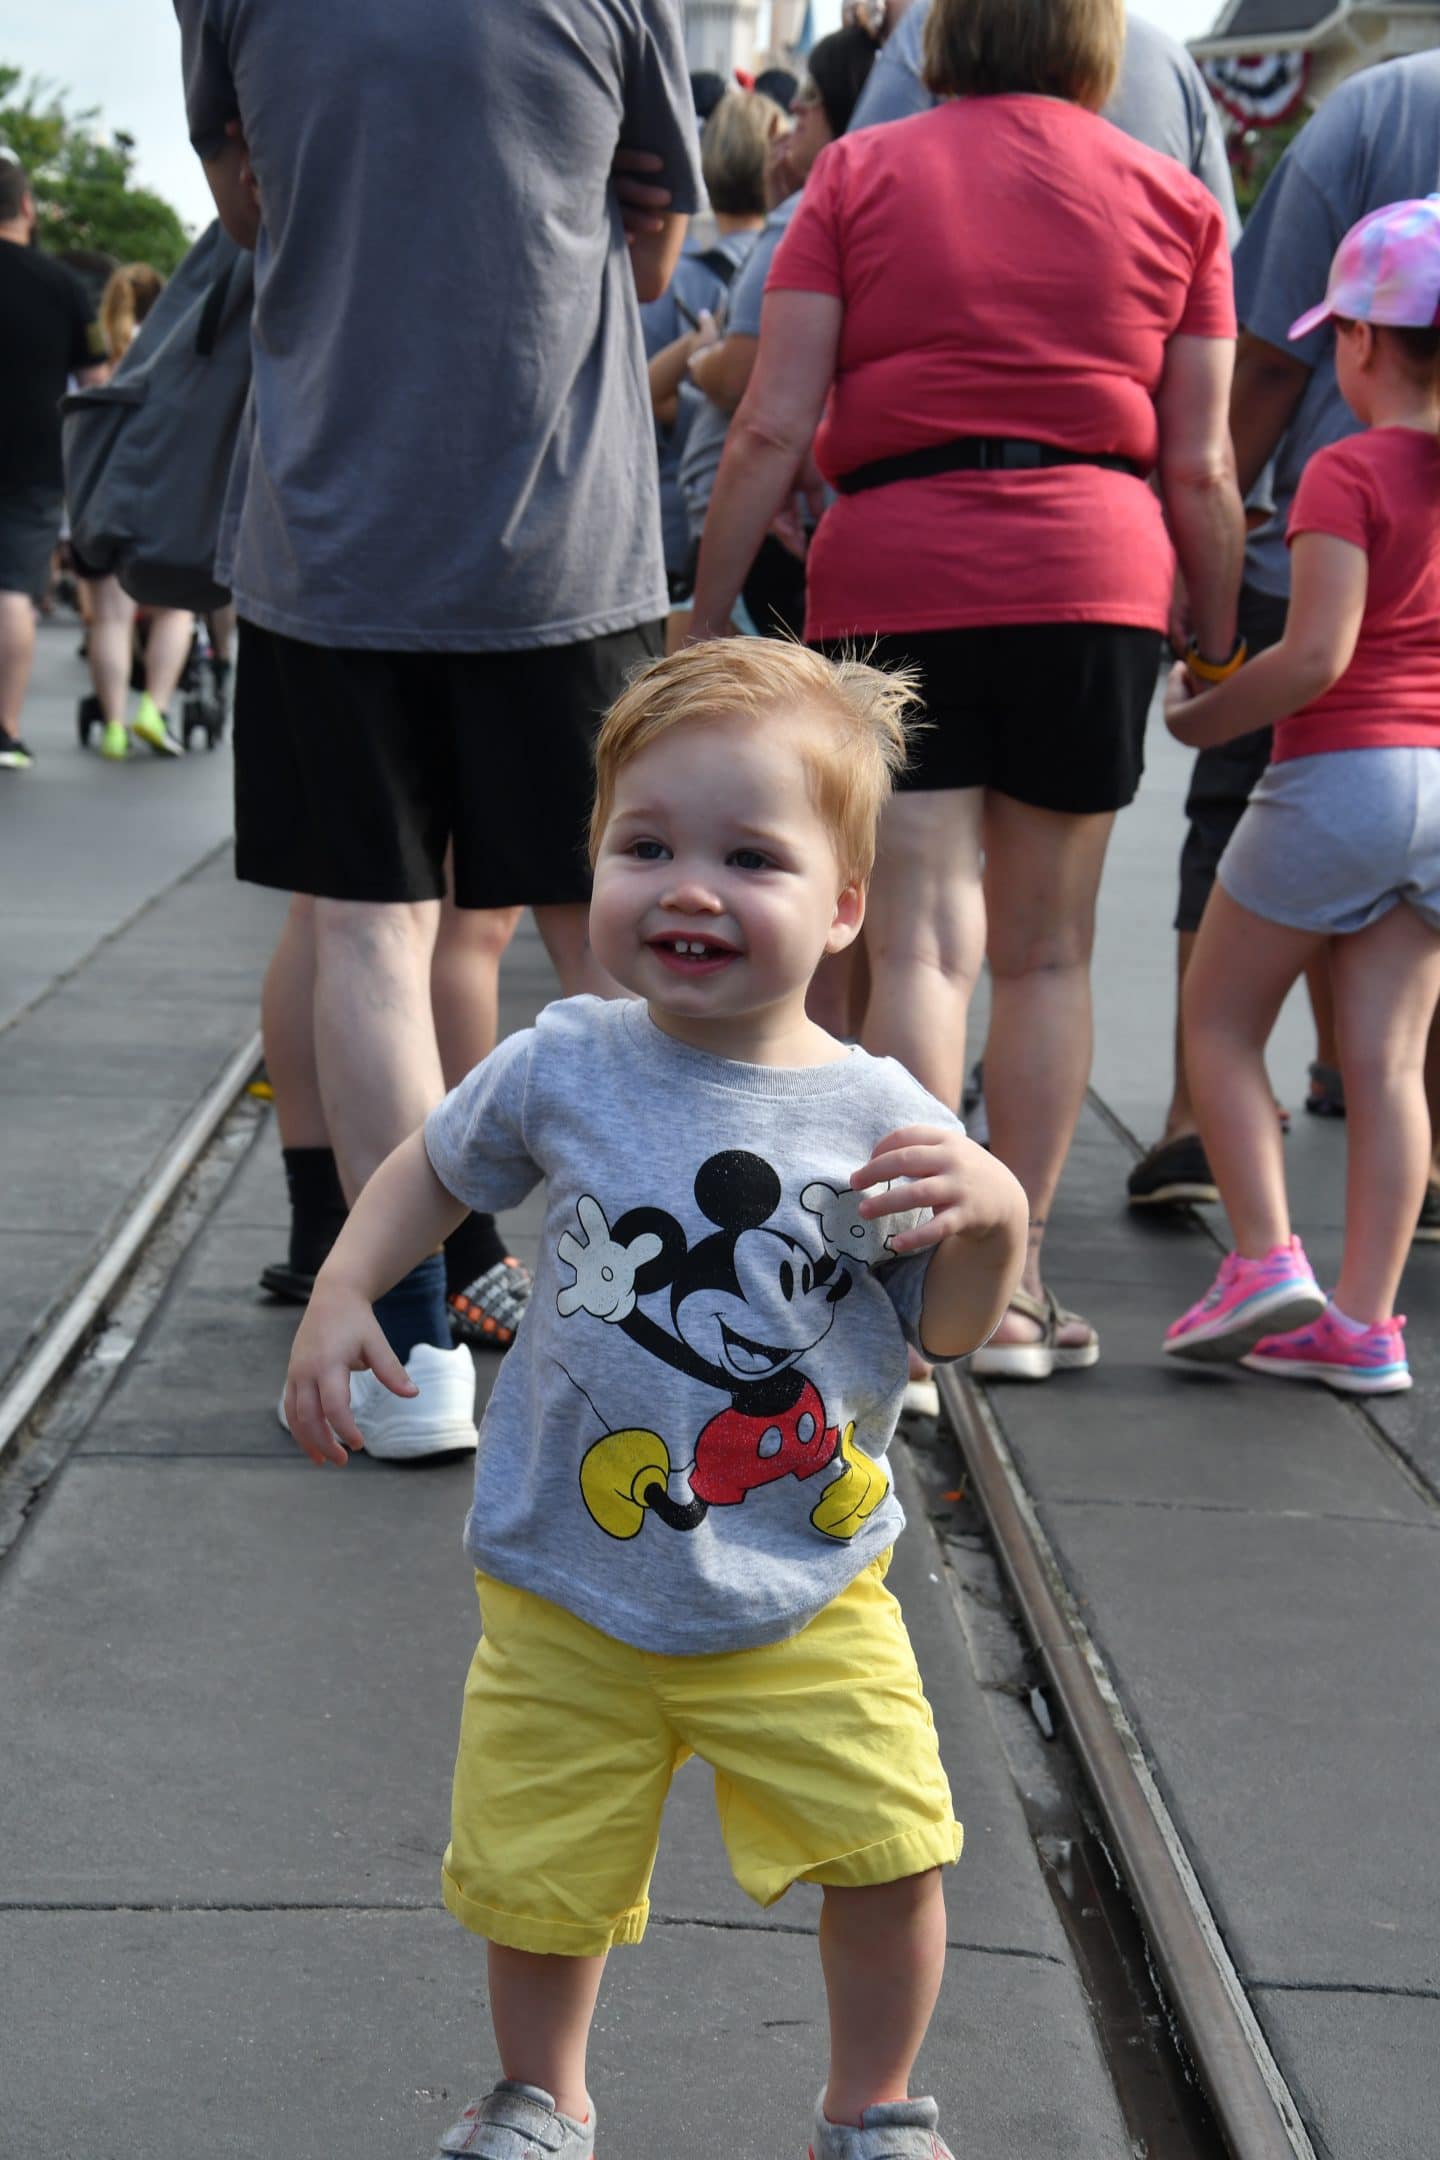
[728, 848, 772, 871]
[629, 839, 669, 861]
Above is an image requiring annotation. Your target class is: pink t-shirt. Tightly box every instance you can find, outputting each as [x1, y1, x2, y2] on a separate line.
[767, 96, 1235, 641]
[1278, 429, 1440, 761]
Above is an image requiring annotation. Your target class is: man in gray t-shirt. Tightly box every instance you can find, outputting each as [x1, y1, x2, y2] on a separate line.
[174, 0, 700, 1440]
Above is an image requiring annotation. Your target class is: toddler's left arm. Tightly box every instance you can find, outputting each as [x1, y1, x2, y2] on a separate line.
[851, 1126, 1028, 1360]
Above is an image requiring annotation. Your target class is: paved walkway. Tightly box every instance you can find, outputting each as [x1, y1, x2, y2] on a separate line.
[1, 656, 1435, 2156]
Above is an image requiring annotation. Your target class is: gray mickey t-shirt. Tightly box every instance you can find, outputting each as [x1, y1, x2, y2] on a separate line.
[174, 0, 701, 651]
[849, 5, 1239, 240]
[1233, 52, 1440, 598]
[424, 996, 963, 1655]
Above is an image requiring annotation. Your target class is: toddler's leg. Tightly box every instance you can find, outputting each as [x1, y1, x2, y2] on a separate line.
[486, 1944, 607, 2124]
[1330, 904, 1440, 1322]
[1184, 889, 1324, 1254]
[819, 1869, 947, 2126]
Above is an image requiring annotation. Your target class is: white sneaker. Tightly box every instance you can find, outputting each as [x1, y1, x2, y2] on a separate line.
[278, 1340, 478, 1462]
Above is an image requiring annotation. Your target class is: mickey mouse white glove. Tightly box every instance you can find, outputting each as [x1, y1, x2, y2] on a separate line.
[557, 1195, 663, 1322]
[801, 1179, 924, 1268]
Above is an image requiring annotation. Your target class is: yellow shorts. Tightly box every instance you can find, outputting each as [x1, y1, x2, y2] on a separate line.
[442, 1554, 962, 1958]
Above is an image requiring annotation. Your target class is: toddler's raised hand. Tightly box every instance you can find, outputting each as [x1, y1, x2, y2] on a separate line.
[850, 1125, 1022, 1253]
[284, 1284, 417, 1467]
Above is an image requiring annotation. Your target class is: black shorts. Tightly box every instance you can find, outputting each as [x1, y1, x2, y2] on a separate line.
[0, 484, 64, 600]
[1174, 585, 1289, 932]
[817, 622, 1162, 813]
[233, 618, 663, 908]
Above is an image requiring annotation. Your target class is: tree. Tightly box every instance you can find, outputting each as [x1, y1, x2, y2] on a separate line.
[0, 66, 191, 272]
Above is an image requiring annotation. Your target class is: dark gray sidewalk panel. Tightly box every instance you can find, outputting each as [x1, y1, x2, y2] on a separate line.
[1248, 1985, 1440, 2160]
[1045, 1500, 1440, 1995]
[0, 1912, 1127, 2160]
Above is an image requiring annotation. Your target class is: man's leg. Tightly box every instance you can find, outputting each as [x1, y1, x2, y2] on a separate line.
[0, 588, 37, 747]
[532, 902, 627, 998]
[312, 896, 445, 1198]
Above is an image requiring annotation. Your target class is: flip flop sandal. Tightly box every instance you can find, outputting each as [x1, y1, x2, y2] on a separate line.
[448, 1255, 533, 1351]
[1304, 1061, 1346, 1119]
[969, 1287, 1100, 1381]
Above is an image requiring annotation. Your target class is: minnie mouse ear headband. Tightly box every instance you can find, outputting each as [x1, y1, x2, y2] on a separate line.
[1289, 195, 1440, 340]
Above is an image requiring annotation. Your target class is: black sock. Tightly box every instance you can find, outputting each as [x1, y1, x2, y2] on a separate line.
[443, 1210, 508, 1297]
[374, 1254, 450, 1363]
[282, 1146, 348, 1279]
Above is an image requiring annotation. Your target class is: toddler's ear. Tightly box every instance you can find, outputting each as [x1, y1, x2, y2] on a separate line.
[826, 877, 865, 953]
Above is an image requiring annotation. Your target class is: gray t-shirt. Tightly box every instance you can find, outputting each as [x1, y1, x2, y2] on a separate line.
[424, 995, 963, 1655]
[1233, 53, 1440, 598]
[174, 0, 701, 651]
[849, 5, 1239, 241]
[678, 191, 802, 543]
[642, 229, 757, 579]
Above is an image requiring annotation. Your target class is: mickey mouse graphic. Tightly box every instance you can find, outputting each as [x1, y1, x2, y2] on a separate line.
[556, 1149, 917, 1544]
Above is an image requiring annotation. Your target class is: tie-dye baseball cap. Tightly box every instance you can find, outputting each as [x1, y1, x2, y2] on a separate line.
[1289, 195, 1440, 340]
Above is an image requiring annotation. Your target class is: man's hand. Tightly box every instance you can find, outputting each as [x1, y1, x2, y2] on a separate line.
[613, 146, 671, 244]
[850, 1125, 1023, 1253]
[283, 1284, 416, 1467]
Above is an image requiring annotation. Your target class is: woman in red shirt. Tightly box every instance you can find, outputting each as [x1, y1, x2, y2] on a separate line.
[690, 0, 1244, 1375]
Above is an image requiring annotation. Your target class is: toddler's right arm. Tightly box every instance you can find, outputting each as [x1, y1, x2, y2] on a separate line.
[283, 1130, 468, 1467]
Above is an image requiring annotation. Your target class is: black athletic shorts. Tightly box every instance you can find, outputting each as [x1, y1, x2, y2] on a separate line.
[1174, 585, 1288, 933]
[233, 617, 662, 908]
[816, 622, 1162, 813]
[0, 484, 64, 601]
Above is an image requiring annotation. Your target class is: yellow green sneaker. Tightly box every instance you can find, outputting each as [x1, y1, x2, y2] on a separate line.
[98, 718, 129, 761]
[131, 693, 183, 757]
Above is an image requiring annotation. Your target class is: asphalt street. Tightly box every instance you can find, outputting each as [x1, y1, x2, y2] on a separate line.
[1, 619, 1436, 2157]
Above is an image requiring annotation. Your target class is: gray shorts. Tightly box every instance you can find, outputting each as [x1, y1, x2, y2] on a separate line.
[1218, 746, 1440, 936]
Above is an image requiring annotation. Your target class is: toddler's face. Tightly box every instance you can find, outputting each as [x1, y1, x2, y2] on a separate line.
[589, 708, 861, 1027]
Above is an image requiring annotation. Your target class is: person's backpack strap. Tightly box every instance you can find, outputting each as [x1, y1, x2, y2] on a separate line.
[696, 246, 740, 287]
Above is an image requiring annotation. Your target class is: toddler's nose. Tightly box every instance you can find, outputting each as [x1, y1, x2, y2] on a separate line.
[661, 876, 724, 915]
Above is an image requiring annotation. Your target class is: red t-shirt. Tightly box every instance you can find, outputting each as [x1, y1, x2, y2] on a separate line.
[766, 96, 1234, 641]
[1278, 429, 1440, 761]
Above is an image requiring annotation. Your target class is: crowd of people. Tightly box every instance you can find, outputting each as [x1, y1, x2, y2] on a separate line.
[0, 166, 234, 768]
[5, 2, 1440, 2152]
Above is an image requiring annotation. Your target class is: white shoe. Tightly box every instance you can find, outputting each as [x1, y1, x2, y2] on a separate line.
[278, 1340, 478, 1461]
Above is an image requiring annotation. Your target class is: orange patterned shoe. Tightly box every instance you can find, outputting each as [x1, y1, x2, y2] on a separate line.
[447, 1255, 532, 1352]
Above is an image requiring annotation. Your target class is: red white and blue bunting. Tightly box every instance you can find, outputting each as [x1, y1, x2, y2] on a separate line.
[1202, 51, 1311, 128]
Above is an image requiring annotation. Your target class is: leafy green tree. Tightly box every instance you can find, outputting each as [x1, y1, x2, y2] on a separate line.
[0, 66, 191, 272]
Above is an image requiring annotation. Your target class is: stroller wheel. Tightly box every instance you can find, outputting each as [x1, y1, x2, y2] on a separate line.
[77, 693, 103, 748]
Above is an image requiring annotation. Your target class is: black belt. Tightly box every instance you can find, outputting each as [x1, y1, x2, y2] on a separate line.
[833, 435, 1148, 496]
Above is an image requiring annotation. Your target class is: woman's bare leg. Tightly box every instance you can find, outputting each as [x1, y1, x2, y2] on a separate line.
[142, 607, 196, 715]
[1330, 905, 1440, 1322]
[858, 788, 986, 1109]
[1184, 889, 1323, 1257]
[87, 575, 135, 728]
[980, 796, 1114, 1339]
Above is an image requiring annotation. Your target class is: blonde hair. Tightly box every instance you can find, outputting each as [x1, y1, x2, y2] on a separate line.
[923, 0, 1125, 111]
[99, 263, 165, 363]
[701, 90, 786, 218]
[590, 640, 920, 885]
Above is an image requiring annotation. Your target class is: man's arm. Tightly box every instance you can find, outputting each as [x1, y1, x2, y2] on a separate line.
[1230, 328, 1311, 498]
[201, 126, 260, 251]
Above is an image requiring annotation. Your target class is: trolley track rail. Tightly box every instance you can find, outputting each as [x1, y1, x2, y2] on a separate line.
[937, 1362, 1319, 2160]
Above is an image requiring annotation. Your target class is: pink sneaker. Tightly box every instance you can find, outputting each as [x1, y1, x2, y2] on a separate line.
[1164, 1237, 1325, 1363]
[1242, 1306, 1411, 1394]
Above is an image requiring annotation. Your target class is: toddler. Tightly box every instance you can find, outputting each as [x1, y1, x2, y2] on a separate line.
[285, 640, 1028, 2159]
[1164, 196, 1440, 1393]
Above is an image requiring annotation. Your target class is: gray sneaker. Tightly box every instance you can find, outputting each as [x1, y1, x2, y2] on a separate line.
[433, 2082, 594, 2160]
[810, 2095, 954, 2160]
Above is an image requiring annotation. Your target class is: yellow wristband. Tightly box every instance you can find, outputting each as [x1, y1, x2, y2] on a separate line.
[1184, 636, 1247, 684]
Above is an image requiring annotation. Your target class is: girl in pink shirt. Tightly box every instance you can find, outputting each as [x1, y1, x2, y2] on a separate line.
[1162, 198, 1440, 1393]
